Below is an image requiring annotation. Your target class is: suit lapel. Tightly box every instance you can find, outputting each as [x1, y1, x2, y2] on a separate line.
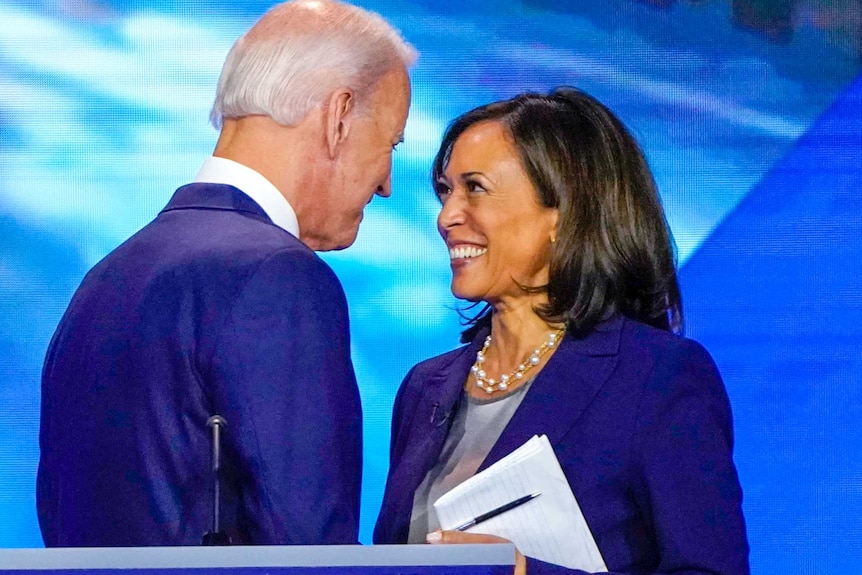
[479, 316, 625, 471]
[404, 339, 480, 483]
[381, 316, 626, 542]
[381, 339, 479, 542]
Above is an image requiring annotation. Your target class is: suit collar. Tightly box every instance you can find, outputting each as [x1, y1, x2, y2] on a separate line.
[194, 157, 300, 236]
[565, 313, 624, 356]
[162, 183, 273, 223]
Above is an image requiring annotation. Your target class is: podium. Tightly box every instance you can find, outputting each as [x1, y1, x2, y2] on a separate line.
[0, 544, 515, 574]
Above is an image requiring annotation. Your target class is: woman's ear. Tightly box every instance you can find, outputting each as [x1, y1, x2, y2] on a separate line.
[324, 87, 354, 158]
[548, 208, 560, 244]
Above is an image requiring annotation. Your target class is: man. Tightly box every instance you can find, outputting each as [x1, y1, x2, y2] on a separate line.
[37, 0, 414, 546]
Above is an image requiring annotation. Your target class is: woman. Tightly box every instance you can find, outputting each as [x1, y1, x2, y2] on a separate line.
[373, 87, 749, 574]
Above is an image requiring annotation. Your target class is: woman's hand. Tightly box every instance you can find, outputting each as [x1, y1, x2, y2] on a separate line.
[426, 529, 527, 575]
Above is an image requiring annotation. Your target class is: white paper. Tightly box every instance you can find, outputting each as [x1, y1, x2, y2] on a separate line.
[433, 434, 607, 572]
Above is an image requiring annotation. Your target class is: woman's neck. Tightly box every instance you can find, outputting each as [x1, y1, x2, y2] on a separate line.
[468, 298, 564, 395]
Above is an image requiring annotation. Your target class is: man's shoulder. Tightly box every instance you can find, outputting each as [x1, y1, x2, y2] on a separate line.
[246, 243, 342, 294]
[78, 202, 336, 312]
[106, 191, 315, 272]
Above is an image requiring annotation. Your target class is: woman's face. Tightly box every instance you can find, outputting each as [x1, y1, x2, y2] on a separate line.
[436, 120, 559, 306]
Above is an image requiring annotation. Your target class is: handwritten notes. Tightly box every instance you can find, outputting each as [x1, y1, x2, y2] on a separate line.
[433, 435, 607, 571]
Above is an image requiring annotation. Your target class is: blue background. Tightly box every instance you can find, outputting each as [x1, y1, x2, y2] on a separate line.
[1, 0, 860, 572]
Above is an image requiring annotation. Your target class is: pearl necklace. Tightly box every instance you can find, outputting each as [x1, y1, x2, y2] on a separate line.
[470, 326, 566, 394]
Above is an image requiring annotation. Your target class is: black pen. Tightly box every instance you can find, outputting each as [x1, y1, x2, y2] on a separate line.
[453, 492, 541, 531]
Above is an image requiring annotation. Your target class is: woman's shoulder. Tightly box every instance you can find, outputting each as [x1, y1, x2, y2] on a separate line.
[404, 343, 474, 383]
[613, 316, 721, 386]
[616, 317, 725, 400]
[620, 316, 713, 357]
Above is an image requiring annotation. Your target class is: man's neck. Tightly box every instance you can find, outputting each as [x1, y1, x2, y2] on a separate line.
[213, 116, 321, 209]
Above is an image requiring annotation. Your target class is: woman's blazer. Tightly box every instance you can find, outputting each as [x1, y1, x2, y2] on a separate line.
[374, 315, 749, 575]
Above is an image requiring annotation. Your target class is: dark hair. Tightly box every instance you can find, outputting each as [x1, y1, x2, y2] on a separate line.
[432, 87, 683, 342]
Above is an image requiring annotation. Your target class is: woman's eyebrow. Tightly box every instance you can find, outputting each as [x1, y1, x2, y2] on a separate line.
[459, 171, 496, 186]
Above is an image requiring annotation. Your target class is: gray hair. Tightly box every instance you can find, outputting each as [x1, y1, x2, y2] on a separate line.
[210, 0, 417, 129]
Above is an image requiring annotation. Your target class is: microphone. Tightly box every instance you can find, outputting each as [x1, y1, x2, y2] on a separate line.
[202, 415, 231, 546]
[430, 400, 457, 428]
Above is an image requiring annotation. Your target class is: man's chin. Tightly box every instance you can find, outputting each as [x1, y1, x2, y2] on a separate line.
[310, 226, 360, 252]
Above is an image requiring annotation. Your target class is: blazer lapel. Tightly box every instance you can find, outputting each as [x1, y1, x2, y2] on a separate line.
[380, 339, 480, 542]
[405, 339, 481, 483]
[479, 316, 625, 471]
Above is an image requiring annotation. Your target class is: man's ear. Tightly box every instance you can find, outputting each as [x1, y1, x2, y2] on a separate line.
[325, 87, 354, 159]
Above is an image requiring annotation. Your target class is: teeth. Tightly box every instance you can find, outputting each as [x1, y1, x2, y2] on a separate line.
[449, 245, 487, 260]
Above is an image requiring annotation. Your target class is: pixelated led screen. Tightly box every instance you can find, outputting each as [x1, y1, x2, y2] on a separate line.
[1, 1, 860, 572]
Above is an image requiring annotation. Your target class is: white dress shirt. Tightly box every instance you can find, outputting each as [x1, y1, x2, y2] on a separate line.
[194, 156, 300, 237]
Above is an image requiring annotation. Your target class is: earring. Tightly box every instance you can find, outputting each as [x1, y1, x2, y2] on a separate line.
[550, 235, 556, 244]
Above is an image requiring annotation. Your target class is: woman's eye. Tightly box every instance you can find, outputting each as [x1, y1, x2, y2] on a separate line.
[434, 185, 451, 202]
[466, 180, 486, 193]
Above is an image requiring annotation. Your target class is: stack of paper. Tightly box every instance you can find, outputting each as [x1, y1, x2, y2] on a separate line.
[433, 434, 607, 571]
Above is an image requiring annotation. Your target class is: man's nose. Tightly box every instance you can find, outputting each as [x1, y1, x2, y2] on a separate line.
[375, 174, 392, 198]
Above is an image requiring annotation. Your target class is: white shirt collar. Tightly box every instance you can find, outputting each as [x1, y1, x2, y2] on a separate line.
[194, 156, 300, 237]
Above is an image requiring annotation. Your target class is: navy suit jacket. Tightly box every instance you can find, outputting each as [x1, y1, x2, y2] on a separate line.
[38, 183, 362, 546]
[374, 316, 749, 574]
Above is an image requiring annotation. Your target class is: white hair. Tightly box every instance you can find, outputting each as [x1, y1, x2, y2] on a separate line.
[210, 0, 417, 129]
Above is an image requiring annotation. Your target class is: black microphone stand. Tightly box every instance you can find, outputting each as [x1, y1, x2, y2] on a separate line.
[202, 415, 231, 545]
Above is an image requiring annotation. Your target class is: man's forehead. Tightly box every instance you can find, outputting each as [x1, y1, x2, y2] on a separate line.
[372, 68, 410, 126]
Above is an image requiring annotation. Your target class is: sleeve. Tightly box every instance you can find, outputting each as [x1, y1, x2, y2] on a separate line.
[526, 340, 749, 575]
[626, 339, 749, 575]
[207, 248, 362, 545]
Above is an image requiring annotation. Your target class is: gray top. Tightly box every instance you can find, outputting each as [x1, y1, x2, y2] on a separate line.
[407, 380, 535, 543]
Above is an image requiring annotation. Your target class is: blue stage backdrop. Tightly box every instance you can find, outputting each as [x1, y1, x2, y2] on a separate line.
[0, 0, 859, 572]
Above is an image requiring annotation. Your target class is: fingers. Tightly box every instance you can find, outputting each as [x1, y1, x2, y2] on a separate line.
[426, 531, 527, 575]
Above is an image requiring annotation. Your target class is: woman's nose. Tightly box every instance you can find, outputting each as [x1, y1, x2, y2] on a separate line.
[437, 193, 466, 236]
